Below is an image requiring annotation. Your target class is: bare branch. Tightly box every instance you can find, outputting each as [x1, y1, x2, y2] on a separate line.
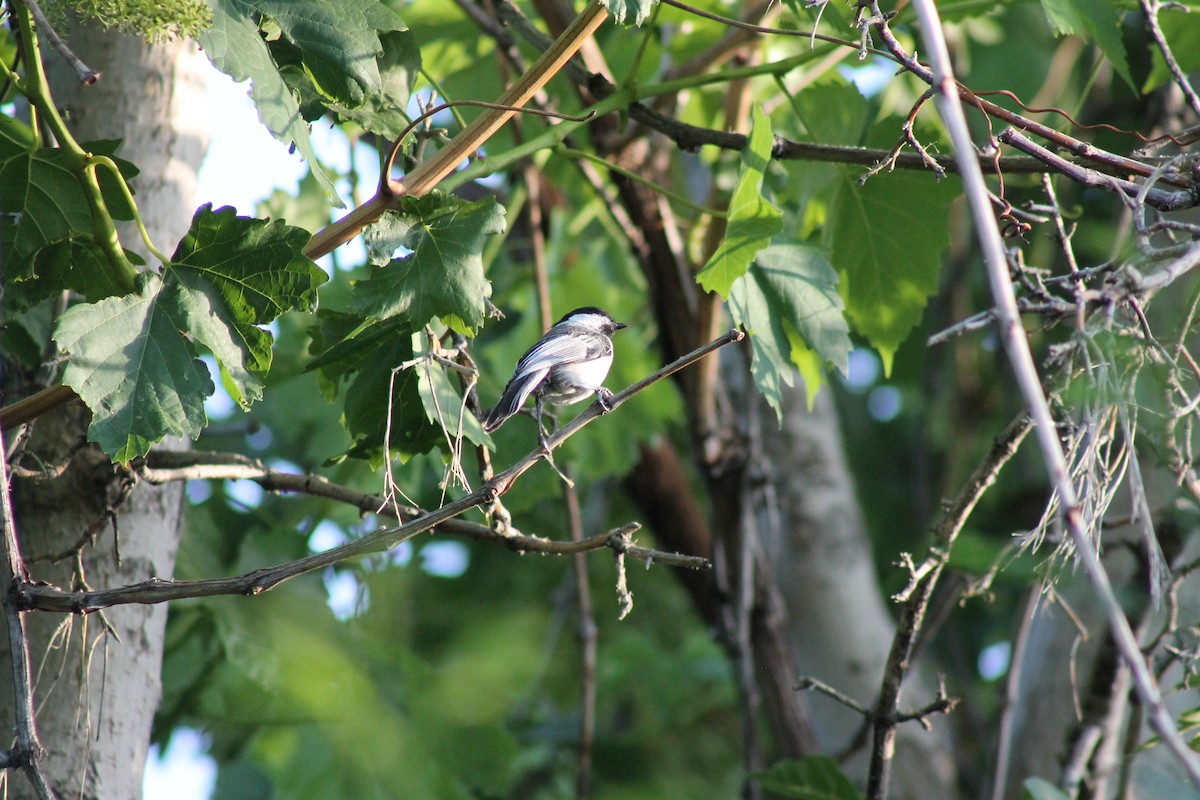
[0, 430, 58, 799]
[16, 332, 743, 614]
[1137, 0, 1200, 117]
[997, 128, 1199, 212]
[901, 0, 1200, 789]
[24, 0, 99, 84]
[866, 414, 1031, 800]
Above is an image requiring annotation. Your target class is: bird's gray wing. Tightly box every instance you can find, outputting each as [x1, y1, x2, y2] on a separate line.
[512, 335, 596, 379]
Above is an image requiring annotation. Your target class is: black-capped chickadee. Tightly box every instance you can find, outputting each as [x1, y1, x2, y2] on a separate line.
[484, 307, 627, 450]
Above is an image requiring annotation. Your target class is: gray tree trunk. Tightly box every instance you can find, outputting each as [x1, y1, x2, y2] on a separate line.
[1, 24, 207, 800]
[762, 387, 957, 799]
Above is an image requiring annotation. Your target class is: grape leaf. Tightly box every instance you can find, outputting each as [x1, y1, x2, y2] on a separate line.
[602, 0, 656, 26]
[324, 30, 421, 140]
[730, 243, 850, 416]
[827, 166, 955, 375]
[753, 756, 863, 800]
[0, 123, 142, 304]
[54, 272, 215, 463]
[11, 237, 127, 309]
[167, 204, 326, 407]
[0, 117, 94, 264]
[201, 0, 345, 207]
[1039, 0, 1133, 89]
[697, 106, 782, 297]
[352, 194, 503, 335]
[241, 0, 407, 107]
[52, 206, 324, 460]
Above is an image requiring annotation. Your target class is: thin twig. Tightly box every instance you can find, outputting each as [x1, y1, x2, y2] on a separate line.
[24, 0, 99, 84]
[866, 414, 1031, 799]
[1137, 0, 1200, 117]
[562, 468, 596, 799]
[903, 0, 1200, 789]
[0, 430, 58, 799]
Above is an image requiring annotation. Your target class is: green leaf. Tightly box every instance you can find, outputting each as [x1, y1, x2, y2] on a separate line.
[54, 272, 215, 463]
[325, 30, 421, 140]
[200, 0, 348, 207]
[0, 116, 93, 264]
[729, 244, 850, 416]
[10, 237, 127, 308]
[342, 335, 443, 464]
[828, 166, 955, 374]
[352, 194, 503, 334]
[168, 204, 326, 407]
[697, 106, 782, 297]
[602, 0, 656, 26]
[1021, 777, 1071, 800]
[1039, 0, 1133, 89]
[753, 756, 863, 800]
[250, 0, 406, 106]
[755, 244, 850, 374]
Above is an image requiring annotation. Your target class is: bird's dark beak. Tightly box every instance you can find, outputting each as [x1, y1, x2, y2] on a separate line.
[615, 322, 628, 331]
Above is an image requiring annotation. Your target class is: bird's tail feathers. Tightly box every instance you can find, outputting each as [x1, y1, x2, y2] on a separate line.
[483, 370, 544, 432]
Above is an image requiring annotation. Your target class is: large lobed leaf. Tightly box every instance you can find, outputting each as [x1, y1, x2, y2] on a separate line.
[200, 0, 407, 206]
[242, 0, 406, 106]
[53, 205, 325, 462]
[353, 193, 503, 335]
[324, 30, 421, 140]
[170, 204, 327, 407]
[697, 106, 782, 297]
[0, 118, 145, 306]
[54, 272, 215, 464]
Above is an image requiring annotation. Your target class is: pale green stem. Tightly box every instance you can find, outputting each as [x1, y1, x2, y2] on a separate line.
[11, 0, 137, 291]
[88, 155, 173, 266]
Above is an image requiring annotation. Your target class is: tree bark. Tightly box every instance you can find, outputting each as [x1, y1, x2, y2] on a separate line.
[0, 24, 207, 799]
[762, 387, 957, 799]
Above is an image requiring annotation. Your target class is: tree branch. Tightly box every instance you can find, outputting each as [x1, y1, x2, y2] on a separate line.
[304, 0, 610, 259]
[900, 0, 1200, 790]
[15, 331, 742, 614]
[867, 414, 1031, 800]
[0, 430, 58, 799]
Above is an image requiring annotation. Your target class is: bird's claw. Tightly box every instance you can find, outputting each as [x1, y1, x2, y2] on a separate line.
[595, 388, 616, 413]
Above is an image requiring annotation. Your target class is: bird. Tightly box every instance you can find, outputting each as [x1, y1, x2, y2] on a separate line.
[484, 307, 627, 450]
